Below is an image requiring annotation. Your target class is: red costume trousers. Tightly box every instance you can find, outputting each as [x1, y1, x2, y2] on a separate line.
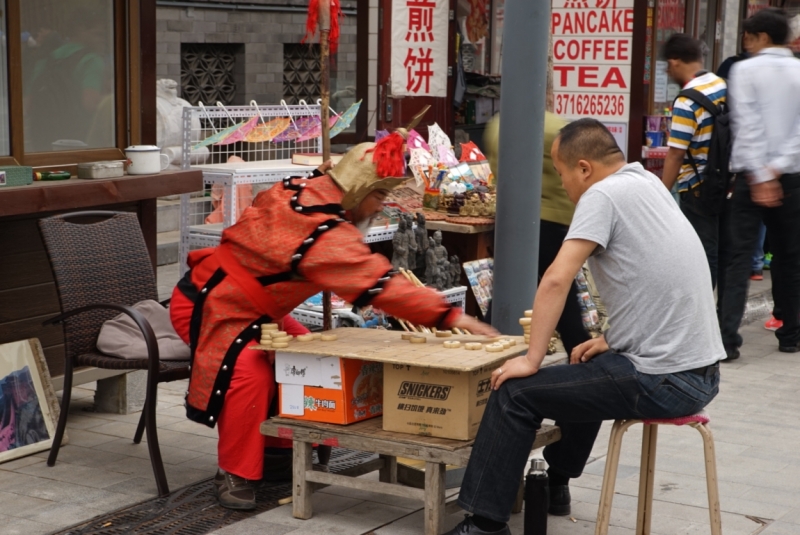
[170, 287, 304, 480]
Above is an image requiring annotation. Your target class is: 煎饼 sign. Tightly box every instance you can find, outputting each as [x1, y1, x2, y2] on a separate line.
[391, 0, 449, 97]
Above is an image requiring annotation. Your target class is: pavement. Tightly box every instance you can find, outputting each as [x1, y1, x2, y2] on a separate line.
[0, 267, 793, 534]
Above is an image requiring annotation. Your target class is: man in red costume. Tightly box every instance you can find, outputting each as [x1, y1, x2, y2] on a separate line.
[170, 130, 495, 509]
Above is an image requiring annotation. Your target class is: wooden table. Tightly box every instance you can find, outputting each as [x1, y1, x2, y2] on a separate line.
[261, 417, 561, 535]
[261, 329, 566, 534]
[0, 170, 202, 385]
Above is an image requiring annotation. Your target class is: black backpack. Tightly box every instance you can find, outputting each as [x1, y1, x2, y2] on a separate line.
[676, 88, 732, 215]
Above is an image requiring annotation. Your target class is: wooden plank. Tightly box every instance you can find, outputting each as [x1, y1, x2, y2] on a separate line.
[292, 441, 313, 520]
[425, 462, 446, 535]
[271, 327, 549, 372]
[426, 220, 495, 235]
[305, 470, 426, 501]
[337, 457, 385, 480]
[0, 283, 60, 323]
[0, 315, 64, 349]
[0, 170, 202, 218]
[0, 250, 54, 291]
[0, 219, 45, 255]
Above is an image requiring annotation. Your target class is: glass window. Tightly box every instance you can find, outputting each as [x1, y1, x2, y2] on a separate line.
[21, 0, 115, 153]
[0, 5, 9, 156]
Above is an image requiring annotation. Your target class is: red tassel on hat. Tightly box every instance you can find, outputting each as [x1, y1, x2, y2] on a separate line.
[304, 0, 342, 54]
[365, 132, 406, 179]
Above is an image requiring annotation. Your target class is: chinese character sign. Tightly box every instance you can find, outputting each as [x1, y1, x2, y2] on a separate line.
[391, 0, 448, 97]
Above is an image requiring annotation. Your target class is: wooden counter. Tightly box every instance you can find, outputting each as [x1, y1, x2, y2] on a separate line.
[0, 170, 202, 377]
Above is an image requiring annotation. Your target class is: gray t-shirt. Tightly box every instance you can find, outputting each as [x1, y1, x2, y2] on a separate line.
[566, 162, 725, 374]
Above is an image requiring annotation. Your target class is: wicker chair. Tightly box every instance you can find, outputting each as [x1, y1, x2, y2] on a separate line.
[39, 211, 190, 497]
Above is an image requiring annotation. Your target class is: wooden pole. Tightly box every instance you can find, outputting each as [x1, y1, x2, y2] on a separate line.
[319, 0, 334, 333]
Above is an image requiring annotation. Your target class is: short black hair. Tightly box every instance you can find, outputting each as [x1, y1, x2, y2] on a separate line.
[662, 33, 704, 63]
[743, 8, 789, 45]
[555, 119, 624, 167]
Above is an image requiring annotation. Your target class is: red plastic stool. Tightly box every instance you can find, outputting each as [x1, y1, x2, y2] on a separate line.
[595, 412, 721, 535]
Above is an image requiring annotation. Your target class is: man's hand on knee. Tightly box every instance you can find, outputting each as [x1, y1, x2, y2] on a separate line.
[570, 335, 609, 364]
[491, 355, 539, 390]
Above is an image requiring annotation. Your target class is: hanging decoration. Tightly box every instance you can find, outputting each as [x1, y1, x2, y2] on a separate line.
[303, 0, 342, 54]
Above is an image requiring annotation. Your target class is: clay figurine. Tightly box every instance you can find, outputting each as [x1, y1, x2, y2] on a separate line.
[450, 255, 461, 287]
[391, 217, 409, 270]
[425, 236, 437, 286]
[404, 213, 418, 270]
[415, 212, 428, 275]
[433, 231, 449, 291]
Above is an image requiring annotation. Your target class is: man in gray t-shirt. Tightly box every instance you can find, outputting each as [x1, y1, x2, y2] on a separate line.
[446, 119, 724, 535]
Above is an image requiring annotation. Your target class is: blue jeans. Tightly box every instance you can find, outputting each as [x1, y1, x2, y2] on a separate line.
[752, 223, 766, 272]
[456, 352, 720, 523]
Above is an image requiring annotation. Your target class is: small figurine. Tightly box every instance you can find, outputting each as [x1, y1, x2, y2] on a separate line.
[433, 231, 449, 291]
[415, 212, 428, 276]
[425, 236, 437, 286]
[392, 217, 409, 270]
[450, 255, 461, 287]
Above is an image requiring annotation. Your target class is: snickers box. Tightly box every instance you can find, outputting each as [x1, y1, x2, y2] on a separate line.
[382, 364, 495, 440]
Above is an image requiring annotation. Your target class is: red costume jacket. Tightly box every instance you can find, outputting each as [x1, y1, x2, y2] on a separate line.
[180, 171, 461, 427]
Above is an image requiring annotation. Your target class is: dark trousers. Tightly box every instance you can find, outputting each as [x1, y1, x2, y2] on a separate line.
[719, 174, 800, 349]
[456, 354, 720, 523]
[485, 220, 590, 356]
[680, 196, 724, 289]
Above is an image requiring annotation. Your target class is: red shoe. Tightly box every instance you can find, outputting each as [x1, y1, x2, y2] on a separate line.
[750, 271, 764, 281]
[765, 316, 783, 331]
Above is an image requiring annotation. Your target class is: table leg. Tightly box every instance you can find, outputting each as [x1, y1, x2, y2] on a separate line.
[293, 440, 313, 519]
[379, 454, 397, 483]
[425, 461, 446, 535]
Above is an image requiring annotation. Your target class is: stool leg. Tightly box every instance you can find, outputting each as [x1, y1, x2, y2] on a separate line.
[635, 424, 658, 535]
[694, 423, 722, 535]
[595, 420, 638, 535]
[379, 454, 398, 483]
[425, 461, 446, 535]
[293, 440, 313, 520]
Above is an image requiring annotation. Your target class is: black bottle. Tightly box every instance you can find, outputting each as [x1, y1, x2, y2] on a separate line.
[524, 458, 549, 535]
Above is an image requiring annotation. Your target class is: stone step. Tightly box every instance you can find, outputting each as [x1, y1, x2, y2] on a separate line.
[157, 230, 180, 266]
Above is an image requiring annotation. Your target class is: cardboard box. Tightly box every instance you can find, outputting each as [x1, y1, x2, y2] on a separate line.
[382, 363, 496, 440]
[276, 352, 383, 425]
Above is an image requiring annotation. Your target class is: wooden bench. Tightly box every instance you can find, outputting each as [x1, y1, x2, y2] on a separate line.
[261, 416, 561, 535]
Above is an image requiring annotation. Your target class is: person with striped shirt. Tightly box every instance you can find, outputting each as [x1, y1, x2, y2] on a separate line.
[661, 33, 728, 289]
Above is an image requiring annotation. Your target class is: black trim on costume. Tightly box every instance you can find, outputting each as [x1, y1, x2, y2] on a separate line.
[257, 272, 293, 286]
[282, 174, 346, 217]
[352, 269, 396, 308]
[290, 218, 346, 275]
[188, 268, 226, 361]
[176, 269, 198, 304]
[435, 305, 460, 331]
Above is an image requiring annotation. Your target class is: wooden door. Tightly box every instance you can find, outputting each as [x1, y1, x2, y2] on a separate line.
[376, 0, 456, 138]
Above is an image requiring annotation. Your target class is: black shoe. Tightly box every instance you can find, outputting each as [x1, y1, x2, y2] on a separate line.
[548, 484, 571, 516]
[723, 347, 740, 362]
[443, 516, 510, 535]
[779, 341, 800, 353]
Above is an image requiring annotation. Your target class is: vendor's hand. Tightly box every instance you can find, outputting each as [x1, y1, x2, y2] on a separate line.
[317, 159, 335, 174]
[570, 335, 609, 365]
[452, 314, 499, 337]
[491, 354, 539, 390]
[751, 179, 783, 207]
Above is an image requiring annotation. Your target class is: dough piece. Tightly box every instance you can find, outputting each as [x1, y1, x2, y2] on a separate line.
[410, 336, 427, 344]
[485, 344, 504, 353]
[259, 339, 274, 347]
[271, 336, 292, 344]
[465, 342, 483, 351]
[524, 310, 532, 318]
[443, 340, 461, 349]
[519, 318, 532, 326]
[500, 340, 512, 349]
[272, 342, 289, 349]
[312, 333, 323, 340]
[435, 330, 453, 338]
[296, 334, 315, 342]
[269, 331, 288, 338]
[502, 338, 516, 347]
[261, 323, 279, 331]
[320, 333, 338, 341]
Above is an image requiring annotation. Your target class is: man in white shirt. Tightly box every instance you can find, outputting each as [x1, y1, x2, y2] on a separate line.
[720, 8, 800, 356]
[443, 119, 723, 535]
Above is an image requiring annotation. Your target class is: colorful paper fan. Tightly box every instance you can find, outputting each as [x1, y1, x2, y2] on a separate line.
[244, 117, 291, 142]
[295, 116, 339, 143]
[192, 121, 246, 150]
[459, 141, 487, 162]
[272, 116, 319, 143]
[407, 129, 430, 152]
[215, 115, 260, 146]
[328, 100, 362, 139]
